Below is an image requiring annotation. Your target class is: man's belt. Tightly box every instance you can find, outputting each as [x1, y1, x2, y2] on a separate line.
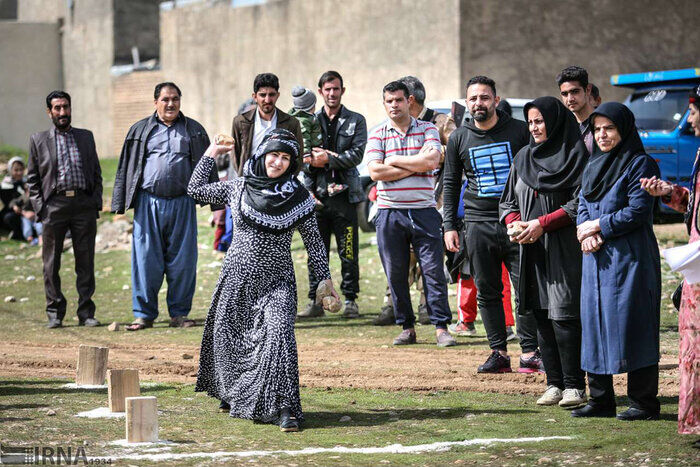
[56, 189, 84, 198]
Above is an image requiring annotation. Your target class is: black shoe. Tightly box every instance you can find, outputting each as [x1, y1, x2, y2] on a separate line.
[477, 350, 512, 373]
[373, 305, 395, 326]
[79, 318, 101, 327]
[218, 400, 230, 413]
[279, 408, 300, 432]
[616, 407, 659, 421]
[393, 329, 417, 346]
[47, 319, 63, 329]
[417, 304, 431, 325]
[342, 300, 360, 319]
[571, 403, 616, 418]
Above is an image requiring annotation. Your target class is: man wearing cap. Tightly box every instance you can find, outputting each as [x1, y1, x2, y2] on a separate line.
[297, 70, 367, 319]
[27, 90, 103, 329]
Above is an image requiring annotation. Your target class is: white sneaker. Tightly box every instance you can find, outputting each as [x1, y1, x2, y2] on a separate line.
[559, 388, 587, 409]
[536, 385, 563, 405]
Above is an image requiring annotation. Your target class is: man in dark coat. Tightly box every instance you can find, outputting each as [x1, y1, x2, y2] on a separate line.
[297, 71, 367, 319]
[112, 82, 217, 331]
[27, 90, 103, 328]
[230, 73, 304, 176]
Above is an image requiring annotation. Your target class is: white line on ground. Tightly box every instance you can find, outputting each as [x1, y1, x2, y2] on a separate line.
[101, 436, 573, 462]
[62, 383, 107, 389]
[75, 407, 125, 418]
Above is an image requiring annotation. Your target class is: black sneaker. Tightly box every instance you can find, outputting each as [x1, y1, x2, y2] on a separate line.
[342, 300, 360, 319]
[477, 350, 512, 374]
[518, 349, 545, 374]
[373, 304, 395, 326]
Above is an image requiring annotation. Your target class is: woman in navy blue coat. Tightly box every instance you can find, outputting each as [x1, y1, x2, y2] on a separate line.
[571, 102, 661, 421]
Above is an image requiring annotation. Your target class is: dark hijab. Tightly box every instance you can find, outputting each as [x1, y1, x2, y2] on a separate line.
[581, 102, 645, 201]
[240, 128, 315, 233]
[515, 96, 589, 192]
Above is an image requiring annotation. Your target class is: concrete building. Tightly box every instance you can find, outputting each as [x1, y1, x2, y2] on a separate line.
[1, 0, 698, 157]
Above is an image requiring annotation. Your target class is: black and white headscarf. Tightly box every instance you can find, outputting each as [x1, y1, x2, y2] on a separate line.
[240, 128, 315, 233]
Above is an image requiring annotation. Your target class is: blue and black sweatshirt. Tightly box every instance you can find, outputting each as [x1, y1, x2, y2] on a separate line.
[443, 110, 529, 229]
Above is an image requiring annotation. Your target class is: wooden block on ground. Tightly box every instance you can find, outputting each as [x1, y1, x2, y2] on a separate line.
[126, 396, 158, 443]
[75, 345, 109, 385]
[107, 369, 141, 413]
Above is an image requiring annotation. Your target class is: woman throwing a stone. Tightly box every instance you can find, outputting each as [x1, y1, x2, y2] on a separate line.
[188, 128, 338, 432]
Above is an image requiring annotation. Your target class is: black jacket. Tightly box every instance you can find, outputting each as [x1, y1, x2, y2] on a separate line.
[443, 110, 529, 228]
[27, 127, 103, 221]
[301, 105, 367, 204]
[111, 112, 216, 213]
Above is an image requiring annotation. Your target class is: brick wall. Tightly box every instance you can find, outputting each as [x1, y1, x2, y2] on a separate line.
[111, 70, 164, 157]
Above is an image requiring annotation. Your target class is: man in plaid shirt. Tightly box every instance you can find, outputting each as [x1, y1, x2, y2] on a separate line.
[365, 80, 456, 347]
[27, 91, 103, 329]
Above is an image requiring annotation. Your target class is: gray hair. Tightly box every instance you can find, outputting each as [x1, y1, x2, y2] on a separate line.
[397, 76, 426, 105]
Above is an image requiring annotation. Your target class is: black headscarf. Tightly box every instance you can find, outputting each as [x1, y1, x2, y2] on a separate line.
[514, 96, 589, 192]
[240, 128, 315, 233]
[581, 102, 646, 202]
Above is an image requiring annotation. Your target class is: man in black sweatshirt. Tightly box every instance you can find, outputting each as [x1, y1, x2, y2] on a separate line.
[443, 76, 539, 373]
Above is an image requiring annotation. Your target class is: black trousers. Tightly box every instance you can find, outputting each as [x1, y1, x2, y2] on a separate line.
[41, 193, 97, 321]
[463, 221, 538, 352]
[587, 364, 660, 414]
[375, 208, 452, 329]
[532, 309, 585, 389]
[307, 195, 359, 301]
[2, 210, 23, 239]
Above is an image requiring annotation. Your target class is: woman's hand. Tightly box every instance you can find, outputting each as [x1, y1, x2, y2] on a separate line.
[320, 279, 340, 301]
[204, 141, 233, 159]
[581, 233, 604, 253]
[640, 176, 673, 197]
[577, 219, 601, 242]
[514, 219, 544, 245]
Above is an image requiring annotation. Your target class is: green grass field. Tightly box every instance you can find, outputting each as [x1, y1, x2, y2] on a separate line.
[0, 158, 697, 466]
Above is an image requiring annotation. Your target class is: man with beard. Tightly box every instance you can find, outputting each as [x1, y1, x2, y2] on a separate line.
[298, 71, 367, 319]
[230, 73, 304, 176]
[27, 91, 103, 328]
[443, 76, 539, 373]
[557, 66, 596, 153]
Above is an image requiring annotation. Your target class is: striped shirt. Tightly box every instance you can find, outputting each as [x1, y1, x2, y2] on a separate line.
[364, 117, 441, 209]
[55, 129, 86, 191]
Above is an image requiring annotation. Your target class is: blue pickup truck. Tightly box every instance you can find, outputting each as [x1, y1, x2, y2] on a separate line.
[611, 68, 700, 215]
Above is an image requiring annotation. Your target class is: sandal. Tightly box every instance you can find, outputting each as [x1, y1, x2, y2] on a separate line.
[169, 316, 196, 328]
[125, 318, 153, 331]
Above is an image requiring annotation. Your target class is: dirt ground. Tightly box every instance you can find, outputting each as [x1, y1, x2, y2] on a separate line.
[0, 339, 679, 397]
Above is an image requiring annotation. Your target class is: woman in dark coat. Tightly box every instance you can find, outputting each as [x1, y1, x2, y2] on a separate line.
[572, 102, 661, 420]
[500, 96, 588, 409]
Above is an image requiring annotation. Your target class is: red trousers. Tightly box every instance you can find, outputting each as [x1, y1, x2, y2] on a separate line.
[457, 264, 514, 326]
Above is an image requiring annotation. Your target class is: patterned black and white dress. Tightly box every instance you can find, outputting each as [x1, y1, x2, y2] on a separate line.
[188, 156, 330, 423]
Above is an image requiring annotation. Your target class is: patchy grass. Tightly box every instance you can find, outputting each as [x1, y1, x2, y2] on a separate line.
[0, 158, 694, 465]
[0, 378, 694, 466]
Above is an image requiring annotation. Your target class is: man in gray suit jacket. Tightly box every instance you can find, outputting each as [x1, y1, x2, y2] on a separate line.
[27, 91, 103, 329]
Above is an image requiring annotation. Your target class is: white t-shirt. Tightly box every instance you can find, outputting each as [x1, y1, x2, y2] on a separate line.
[252, 109, 278, 154]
